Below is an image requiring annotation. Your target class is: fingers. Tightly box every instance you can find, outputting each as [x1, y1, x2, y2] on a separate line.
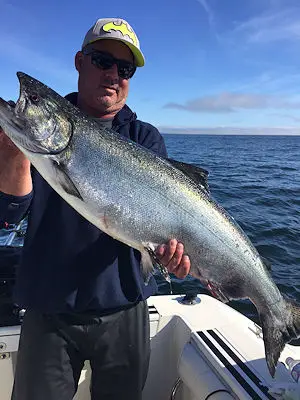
[156, 239, 179, 267]
[174, 255, 190, 279]
[166, 241, 184, 273]
[156, 239, 191, 279]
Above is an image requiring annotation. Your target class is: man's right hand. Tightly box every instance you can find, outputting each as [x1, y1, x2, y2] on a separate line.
[0, 101, 24, 158]
[0, 126, 23, 157]
[0, 126, 32, 196]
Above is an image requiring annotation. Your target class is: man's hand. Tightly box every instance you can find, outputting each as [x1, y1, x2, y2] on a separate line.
[0, 128, 22, 157]
[0, 113, 32, 196]
[156, 239, 190, 279]
[0, 101, 24, 158]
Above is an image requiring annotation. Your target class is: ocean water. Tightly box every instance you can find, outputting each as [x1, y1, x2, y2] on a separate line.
[0, 134, 299, 323]
[156, 134, 300, 321]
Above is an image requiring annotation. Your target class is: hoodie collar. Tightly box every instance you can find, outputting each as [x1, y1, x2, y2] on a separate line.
[65, 92, 137, 129]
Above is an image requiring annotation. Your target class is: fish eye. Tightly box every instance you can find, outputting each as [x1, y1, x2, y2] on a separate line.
[30, 93, 39, 103]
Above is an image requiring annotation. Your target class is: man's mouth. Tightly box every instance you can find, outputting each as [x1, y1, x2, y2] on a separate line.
[101, 85, 119, 93]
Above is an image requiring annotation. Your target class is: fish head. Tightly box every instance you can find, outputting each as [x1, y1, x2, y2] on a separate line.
[0, 72, 73, 155]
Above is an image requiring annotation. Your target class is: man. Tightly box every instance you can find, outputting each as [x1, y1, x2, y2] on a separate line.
[0, 18, 190, 400]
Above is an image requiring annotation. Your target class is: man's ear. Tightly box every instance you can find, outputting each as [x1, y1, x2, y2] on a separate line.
[75, 51, 84, 72]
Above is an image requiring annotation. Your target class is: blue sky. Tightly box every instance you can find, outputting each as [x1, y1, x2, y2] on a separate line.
[1, 0, 300, 134]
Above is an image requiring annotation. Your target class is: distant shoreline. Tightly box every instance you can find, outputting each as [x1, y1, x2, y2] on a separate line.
[161, 132, 300, 136]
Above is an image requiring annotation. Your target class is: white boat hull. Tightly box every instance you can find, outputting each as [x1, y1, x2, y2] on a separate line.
[1, 294, 299, 399]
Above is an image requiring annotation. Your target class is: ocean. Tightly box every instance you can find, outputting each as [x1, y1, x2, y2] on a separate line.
[1, 134, 299, 323]
[156, 134, 300, 322]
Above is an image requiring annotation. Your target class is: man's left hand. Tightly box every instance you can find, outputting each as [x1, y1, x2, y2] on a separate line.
[156, 239, 190, 279]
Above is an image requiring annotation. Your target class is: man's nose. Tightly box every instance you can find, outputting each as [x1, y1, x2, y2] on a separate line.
[104, 63, 119, 78]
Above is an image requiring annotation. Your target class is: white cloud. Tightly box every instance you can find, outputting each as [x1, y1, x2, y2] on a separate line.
[195, 0, 218, 37]
[164, 92, 300, 113]
[231, 7, 300, 44]
[196, 0, 215, 28]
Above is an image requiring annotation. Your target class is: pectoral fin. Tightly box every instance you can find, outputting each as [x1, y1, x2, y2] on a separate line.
[52, 160, 83, 200]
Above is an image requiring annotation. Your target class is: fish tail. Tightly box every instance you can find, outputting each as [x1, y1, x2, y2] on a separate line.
[260, 298, 300, 377]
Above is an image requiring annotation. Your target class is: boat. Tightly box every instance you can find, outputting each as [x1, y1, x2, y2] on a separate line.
[1, 293, 300, 399]
[0, 223, 299, 399]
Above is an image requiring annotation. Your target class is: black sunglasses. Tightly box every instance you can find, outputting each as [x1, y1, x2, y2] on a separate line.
[82, 47, 136, 80]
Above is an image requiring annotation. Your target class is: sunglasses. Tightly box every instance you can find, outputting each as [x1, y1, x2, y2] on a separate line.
[82, 47, 136, 80]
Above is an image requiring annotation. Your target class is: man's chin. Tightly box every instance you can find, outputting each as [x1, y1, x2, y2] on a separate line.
[95, 94, 115, 108]
[89, 97, 121, 117]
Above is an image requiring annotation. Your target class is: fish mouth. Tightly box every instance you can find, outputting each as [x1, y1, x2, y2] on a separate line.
[17, 71, 27, 80]
[2, 72, 73, 156]
[17, 71, 34, 90]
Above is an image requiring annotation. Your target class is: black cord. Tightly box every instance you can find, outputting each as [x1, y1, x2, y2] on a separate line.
[205, 389, 232, 400]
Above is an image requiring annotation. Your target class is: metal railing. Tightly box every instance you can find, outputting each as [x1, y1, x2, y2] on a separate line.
[0, 219, 27, 247]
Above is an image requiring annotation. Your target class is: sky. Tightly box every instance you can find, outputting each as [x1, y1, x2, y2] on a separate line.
[0, 0, 300, 134]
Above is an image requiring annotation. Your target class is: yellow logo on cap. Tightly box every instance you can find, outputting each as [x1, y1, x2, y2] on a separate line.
[103, 21, 138, 47]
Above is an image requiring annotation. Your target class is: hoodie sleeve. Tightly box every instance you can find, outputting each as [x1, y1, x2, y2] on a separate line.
[138, 123, 168, 158]
[0, 190, 33, 226]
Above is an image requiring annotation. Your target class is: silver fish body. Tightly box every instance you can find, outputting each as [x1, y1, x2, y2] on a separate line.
[0, 72, 299, 377]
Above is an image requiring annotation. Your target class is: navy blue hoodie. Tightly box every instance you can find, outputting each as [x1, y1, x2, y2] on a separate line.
[0, 94, 168, 314]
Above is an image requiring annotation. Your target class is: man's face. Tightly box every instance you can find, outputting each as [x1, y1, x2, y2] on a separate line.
[75, 39, 135, 117]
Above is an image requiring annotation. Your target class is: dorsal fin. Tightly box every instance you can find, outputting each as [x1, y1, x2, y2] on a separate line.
[168, 158, 210, 194]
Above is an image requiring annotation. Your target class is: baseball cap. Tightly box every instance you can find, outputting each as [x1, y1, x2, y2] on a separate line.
[81, 18, 145, 67]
